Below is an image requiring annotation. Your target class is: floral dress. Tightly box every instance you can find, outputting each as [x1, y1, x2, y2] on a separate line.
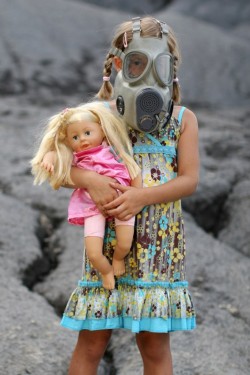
[61, 107, 196, 333]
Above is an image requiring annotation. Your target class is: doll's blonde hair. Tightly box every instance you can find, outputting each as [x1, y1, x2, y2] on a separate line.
[31, 101, 140, 190]
[97, 16, 181, 104]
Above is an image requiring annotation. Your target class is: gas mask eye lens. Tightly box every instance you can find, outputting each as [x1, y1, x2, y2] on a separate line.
[124, 52, 148, 80]
[155, 53, 174, 86]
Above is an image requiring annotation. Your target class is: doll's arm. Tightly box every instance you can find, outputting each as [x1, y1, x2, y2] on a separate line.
[41, 150, 56, 174]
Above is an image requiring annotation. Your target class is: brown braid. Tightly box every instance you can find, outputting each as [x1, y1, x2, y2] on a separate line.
[172, 56, 181, 104]
[96, 53, 114, 100]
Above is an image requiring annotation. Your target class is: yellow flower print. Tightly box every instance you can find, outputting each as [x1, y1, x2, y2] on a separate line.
[166, 163, 173, 172]
[158, 229, 167, 239]
[105, 242, 112, 251]
[173, 222, 180, 233]
[111, 238, 116, 247]
[129, 257, 137, 268]
[144, 173, 155, 187]
[153, 270, 159, 277]
[169, 222, 179, 235]
[174, 201, 181, 210]
[154, 211, 161, 220]
[137, 224, 144, 234]
[137, 244, 148, 263]
[175, 309, 181, 318]
[170, 247, 183, 263]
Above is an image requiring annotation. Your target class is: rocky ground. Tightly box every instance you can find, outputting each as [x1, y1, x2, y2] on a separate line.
[0, 0, 250, 374]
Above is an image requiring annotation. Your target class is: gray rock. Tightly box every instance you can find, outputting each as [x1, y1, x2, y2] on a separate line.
[0, 267, 76, 375]
[182, 107, 250, 236]
[218, 180, 250, 257]
[0, 0, 250, 373]
[0, 0, 250, 107]
[68, 0, 172, 14]
[168, 0, 250, 32]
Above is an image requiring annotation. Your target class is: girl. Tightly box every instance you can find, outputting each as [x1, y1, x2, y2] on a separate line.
[31, 101, 141, 290]
[57, 17, 199, 375]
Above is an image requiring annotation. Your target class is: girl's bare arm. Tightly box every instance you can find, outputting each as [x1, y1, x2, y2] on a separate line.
[104, 109, 199, 220]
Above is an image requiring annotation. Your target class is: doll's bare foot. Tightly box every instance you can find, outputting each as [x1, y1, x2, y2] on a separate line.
[101, 271, 115, 290]
[113, 258, 125, 276]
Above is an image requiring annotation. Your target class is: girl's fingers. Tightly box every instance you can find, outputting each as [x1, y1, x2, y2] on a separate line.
[104, 196, 123, 210]
[109, 182, 130, 192]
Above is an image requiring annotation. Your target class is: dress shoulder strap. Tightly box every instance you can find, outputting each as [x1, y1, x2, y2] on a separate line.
[103, 101, 110, 109]
[177, 106, 186, 124]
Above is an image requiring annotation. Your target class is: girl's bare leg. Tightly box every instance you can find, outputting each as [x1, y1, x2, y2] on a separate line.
[113, 225, 134, 276]
[136, 332, 173, 375]
[68, 329, 112, 375]
[85, 237, 115, 289]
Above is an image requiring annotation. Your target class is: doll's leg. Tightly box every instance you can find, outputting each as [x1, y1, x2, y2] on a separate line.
[113, 217, 135, 276]
[84, 215, 115, 290]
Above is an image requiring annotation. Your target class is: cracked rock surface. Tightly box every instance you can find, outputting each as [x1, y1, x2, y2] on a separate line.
[0, 1, 250, 374]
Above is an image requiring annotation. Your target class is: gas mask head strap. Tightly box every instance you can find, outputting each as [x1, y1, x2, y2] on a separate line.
[132, 17, 169, 37]
[109, 17, 169, 58]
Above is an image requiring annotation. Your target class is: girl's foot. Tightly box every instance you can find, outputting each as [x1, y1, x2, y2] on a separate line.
[113, 258, 125, 276]
[102, 271, 115, 290]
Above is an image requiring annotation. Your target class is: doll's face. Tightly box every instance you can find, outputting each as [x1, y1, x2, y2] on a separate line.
[66, 120, 104, 152]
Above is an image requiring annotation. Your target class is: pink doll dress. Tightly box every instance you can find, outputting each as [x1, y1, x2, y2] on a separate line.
[68, 144, 131, 225]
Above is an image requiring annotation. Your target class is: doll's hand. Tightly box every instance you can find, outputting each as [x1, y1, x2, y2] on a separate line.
[41, 151, 56, 174]
[104, 182, 144, 220]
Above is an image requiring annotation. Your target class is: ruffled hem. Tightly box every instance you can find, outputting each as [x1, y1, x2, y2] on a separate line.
[61, 315, 196, 333]
[61, 278, 196, 333]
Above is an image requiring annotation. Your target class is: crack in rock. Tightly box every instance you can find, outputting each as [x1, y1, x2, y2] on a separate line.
[22, 205, 64, 290]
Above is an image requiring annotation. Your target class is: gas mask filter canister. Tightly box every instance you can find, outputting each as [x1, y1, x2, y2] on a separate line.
[110, 17, 174, 133]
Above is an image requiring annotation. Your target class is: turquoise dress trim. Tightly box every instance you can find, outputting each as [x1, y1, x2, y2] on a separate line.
[61, 315, 196, 333]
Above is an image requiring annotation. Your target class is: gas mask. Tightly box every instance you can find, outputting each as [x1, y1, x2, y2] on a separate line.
[110, 17, 174, 133]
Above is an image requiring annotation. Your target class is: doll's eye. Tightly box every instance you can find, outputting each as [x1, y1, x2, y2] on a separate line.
[73, 135, 79, 141]
[85, 131, 91, 136]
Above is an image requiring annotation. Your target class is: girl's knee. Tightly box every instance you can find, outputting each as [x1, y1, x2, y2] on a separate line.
[136, 332, 171, 360]
[77, 330, 112, 360]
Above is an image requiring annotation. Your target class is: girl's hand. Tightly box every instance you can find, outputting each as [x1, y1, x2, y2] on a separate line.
[104, 182, 145, 220]
[70, 168, 118, 216]
[87, 175, 118, 216]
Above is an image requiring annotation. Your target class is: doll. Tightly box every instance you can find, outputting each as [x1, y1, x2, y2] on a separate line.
[31, 101, 141, 290]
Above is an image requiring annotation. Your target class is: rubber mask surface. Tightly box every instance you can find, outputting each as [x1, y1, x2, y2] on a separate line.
[114, 32, 174, 133]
